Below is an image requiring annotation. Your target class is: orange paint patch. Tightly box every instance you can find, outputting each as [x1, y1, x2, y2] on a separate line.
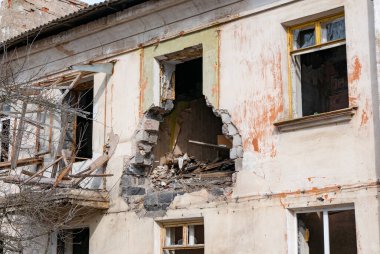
[348, 57, 362, 83]
[270, 143, 277, 158]
[361, 110, 368, 126]
[252, 138, 259, 152]
[212, 83, 219, 98]
[233, 47, 284, 157]
[41, 7, 49, 12]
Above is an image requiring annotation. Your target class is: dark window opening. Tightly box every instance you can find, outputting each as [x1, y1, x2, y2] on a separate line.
[175, 58, 203, 101]
[0, 118, 10, 162]
[154, 57, 230, 166]
[57, 228, 89, 254]
[300, 45, 348, 116]
[75, 88, 93, 159]
[328, 210, 357, 254]
[297, 212, 324, 254]
[297, 209, 357, 254]
[64, 82, 93, 160]
[0, 239, 3, 254]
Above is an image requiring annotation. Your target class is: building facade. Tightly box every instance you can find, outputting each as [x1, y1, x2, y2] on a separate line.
[1, 0, 380, 253]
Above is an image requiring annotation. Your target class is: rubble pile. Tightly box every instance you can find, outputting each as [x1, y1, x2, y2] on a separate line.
[149, 152, 235, 191]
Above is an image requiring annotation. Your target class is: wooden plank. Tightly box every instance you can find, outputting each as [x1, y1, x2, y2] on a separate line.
[59, 73, 82, 103]
[51, 113, 68, 178]
[11, 102, 27, 170]
[69, 174, 113, 178]
[21, 170, 46, 178]
[188, 140, 230, 150]
[24, 156, 62, 183]
[54, 165, 73, 187]
[3, 175, 72, 187]
[72, 131, 119, 186]
[0, 157, 43, 169]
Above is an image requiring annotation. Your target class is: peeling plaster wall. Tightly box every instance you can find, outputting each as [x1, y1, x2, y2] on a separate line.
[3, 0, 380, 253]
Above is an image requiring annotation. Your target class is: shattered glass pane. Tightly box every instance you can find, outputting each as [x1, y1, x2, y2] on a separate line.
[293, 27, 315, 49]
[322, 18, 345, 42]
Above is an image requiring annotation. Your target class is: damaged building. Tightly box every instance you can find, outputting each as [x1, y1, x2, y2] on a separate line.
[0, 0, 380, 253]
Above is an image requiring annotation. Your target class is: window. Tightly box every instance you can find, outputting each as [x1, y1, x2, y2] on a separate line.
[0, 116, 10, 162]
[63, 80, 93, 160]
[161, 221, 204, 254]
[57, 228, 89, 254]
[0, 104, 11, 162]
[288, 13, 348, 117]
[297, 208, 357, 254]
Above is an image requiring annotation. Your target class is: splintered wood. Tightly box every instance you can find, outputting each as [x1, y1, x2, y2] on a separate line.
[1, 131, 119, 189]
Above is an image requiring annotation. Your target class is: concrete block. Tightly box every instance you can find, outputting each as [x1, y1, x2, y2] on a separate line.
[123, 186, 146, 196]
[230, 147, 238, 159]
[233, 134, 242, 146]
[234, 158, 243, 171]
[137, 142, 153, 152]
[237, 146, 244, 158]
[142, 118, 160, 131]
[227, 124, 238, 136]
[221, 112, 231, 124]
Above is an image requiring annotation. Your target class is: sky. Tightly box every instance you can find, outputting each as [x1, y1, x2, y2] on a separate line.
[82, 0, 104, 4]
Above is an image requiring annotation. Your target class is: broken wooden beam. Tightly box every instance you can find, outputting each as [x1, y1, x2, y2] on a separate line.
[24, 156, 62, 183]
[2, 175, 73, 188]
[0, 157, 43, 170]
[69, 174, 113, 178]
[188, 140, 230, 150]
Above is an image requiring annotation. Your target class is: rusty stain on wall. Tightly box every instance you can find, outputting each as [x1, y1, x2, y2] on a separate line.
[348, 57, 362, 106]
[348, 57, 362, 84]
[360, 99, 369, 127]
[233, 46, 283, 157]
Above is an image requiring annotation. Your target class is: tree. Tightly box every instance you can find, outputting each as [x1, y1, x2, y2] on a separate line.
[0, 42, 114, 253]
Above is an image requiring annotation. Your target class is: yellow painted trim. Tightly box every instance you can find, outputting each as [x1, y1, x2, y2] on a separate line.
[287, 12, 345, 119]
[315, 21, 321, 44]
[290, 38, 346, 54]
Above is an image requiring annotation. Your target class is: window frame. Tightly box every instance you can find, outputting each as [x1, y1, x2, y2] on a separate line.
[287, 12, 347, 119]
[292, 205, 356, 254]
[161, 220, 204, 253]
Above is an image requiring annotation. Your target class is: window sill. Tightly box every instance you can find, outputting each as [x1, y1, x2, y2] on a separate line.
[274, 107, 357, 132]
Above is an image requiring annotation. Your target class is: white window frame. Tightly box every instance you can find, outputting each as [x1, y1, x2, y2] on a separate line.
[288, 205, 356, 254]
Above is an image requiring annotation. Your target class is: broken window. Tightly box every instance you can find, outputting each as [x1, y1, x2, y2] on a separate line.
[0, 116, 10, 162]
[289, 14, 348, 117]
[297, 208, 357, 254]
[57, 228, 89, 254]
[151, 46, 235, 191]
[162, 222, 204, 254]
[63, 80, 93, 160]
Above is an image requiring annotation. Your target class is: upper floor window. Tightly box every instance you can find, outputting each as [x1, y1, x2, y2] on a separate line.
[289, 14, 348, 117]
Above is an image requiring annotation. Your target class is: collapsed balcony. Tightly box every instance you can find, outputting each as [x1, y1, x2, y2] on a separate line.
[0, 66, 117, 212]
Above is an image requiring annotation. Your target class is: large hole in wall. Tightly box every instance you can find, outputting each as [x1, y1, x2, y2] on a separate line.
[123, 45, 242, 213]
[150, 56, 233, 191]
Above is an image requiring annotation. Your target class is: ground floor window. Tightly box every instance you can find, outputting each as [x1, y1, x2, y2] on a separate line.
[57, 227, 89, 254]
[162, 221, 204, 254]
[297, 208, 357, 254]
